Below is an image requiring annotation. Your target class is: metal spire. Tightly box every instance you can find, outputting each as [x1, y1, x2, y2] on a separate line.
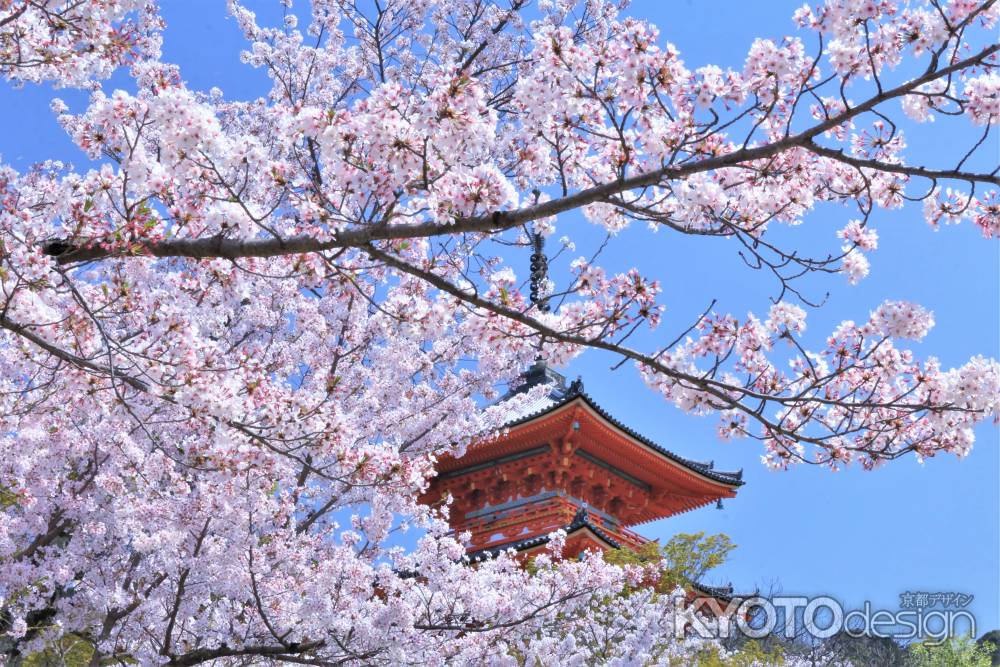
[529, 232, 550, 312]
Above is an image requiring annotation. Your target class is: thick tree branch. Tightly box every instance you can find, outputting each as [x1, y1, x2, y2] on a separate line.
[165, 640, 327, 667]
[42, 43, 999, 266]
[802, 140, 1000, 185]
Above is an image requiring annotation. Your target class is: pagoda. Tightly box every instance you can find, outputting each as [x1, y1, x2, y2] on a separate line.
[422, 361, 744, 562]
[423, 233, 744, 574]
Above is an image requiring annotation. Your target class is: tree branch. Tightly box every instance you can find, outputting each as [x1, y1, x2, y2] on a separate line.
[802, 140, 1000, 185]
[42, 43, 998, 266]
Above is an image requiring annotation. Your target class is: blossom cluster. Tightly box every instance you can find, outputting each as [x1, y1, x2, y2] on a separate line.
[0, 0, 996, 663]
[0, 0, 162, 87]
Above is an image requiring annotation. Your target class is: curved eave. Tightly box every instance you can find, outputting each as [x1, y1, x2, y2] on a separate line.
[627, 495, 718, 527]
[498, 390, 744, 488]
[691, 581, 759, 603]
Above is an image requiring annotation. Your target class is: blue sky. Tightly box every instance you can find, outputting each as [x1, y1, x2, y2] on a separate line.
[2, 0, 996, 636]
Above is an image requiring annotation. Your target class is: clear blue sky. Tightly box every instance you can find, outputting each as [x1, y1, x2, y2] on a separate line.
[2, 0, 996, 636]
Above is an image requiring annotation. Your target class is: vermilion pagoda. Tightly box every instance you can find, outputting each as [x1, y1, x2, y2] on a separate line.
[422, 362, 744, 564]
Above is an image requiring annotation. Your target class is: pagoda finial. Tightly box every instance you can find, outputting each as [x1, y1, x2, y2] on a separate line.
[529, 232, 550, 313]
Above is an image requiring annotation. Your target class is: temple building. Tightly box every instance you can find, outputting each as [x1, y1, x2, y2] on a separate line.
[422, 361, 744, 566]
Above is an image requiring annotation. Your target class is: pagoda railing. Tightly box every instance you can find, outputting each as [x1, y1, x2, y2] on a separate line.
[583, 513, 648, 550]
[460, 497, 573, 548]
[456, 497, 650, 552]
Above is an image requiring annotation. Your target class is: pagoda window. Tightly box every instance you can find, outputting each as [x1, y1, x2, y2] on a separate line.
[488, 479, 513, 504]
[521, 474, 542, 496]
[466, 488, 484, 507]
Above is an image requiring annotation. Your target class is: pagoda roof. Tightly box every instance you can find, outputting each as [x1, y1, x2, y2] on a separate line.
[467, 507, 621, 562]
[466, 508, 755, 600]
[690, 580, 760, 604]
[493, 363, 743, 487]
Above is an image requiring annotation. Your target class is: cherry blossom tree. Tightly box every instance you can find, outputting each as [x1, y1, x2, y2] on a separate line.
[0, 0, 996, 663]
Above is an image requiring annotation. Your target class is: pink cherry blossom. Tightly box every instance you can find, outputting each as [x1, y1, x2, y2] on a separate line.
[837, 220, 879, 251]
[869, 300, 935, 340]
[766, 301, 808, 335]
[0, 0, 996, 663]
